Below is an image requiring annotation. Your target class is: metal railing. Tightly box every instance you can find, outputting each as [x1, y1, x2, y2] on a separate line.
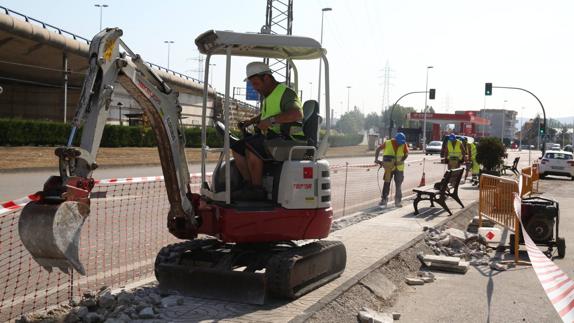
[0, 5, 91, 44]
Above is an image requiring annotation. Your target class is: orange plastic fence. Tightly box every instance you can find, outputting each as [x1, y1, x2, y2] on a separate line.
[479, 174, 520, 262]
[521, 166, 533, 197]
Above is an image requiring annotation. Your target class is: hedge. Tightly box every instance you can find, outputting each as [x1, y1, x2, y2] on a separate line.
[327, 134, 363, 147]
[0, 119, 226, 148]
[0, 119, 362, 148]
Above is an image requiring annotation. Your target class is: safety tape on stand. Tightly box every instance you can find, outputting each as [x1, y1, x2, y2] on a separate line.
[513, 188, 573, 322]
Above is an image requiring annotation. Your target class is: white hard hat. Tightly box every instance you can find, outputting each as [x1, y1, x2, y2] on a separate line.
[244, 62, 272, 81]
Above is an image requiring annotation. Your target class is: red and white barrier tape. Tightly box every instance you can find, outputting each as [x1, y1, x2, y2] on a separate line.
[513, 190, 573, 322]
[0, 193, 40, 216]
[0, 172, 212, 216]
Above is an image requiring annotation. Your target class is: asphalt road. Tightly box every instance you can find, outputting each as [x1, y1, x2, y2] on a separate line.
[388, 172, 572, 323]
[0, 150, 535, 204]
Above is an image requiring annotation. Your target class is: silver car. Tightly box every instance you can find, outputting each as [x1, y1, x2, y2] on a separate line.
[425, 141, 443, 155]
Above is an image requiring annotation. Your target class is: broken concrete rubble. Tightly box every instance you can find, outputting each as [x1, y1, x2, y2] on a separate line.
[405, 277, 425, 285]
[358, 307, 395, 323]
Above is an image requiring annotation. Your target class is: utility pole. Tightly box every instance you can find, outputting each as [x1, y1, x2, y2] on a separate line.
[188, 55, 205, 82]
[263, 0, 293, 84]
[519, 107, 524, 150]
[346, 86, 351, 112]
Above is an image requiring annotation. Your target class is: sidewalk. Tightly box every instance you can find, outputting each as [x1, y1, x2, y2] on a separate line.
[149, 179, 481, 322]
[383, 179, 572, 323]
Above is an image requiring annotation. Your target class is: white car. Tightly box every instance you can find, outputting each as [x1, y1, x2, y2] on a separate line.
[539, 150, 574, 180]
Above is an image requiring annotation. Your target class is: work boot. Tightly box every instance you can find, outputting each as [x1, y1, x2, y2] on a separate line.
[379, 198, 388, 207]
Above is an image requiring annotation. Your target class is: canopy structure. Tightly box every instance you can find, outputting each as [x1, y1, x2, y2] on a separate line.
[195, 30, 325, 60]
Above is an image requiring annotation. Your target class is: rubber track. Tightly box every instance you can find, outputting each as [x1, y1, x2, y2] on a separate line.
[154, 239, 218, 281]
[266, 240, 346, 299]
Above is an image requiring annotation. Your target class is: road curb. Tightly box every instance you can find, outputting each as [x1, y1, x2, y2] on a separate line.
[290, 200, 479, 323]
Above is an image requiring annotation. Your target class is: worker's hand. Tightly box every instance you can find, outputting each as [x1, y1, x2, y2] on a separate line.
[257, 118, 272, 131]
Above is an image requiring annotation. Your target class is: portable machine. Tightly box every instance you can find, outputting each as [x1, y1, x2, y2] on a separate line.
[509, 197, 565, 258]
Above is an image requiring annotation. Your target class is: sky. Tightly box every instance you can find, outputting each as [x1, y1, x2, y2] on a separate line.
[3, 0, 574, 123]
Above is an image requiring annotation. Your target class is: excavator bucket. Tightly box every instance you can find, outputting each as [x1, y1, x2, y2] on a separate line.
[18, 200, 89, 275]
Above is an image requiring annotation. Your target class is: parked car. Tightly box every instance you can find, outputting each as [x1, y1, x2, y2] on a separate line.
[564, 144, 573, 152]
[425, 141, 443, 155]
[539, 150, 574, 180]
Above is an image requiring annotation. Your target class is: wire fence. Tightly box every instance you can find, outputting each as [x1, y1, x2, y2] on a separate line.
[0, 159, 445, 321]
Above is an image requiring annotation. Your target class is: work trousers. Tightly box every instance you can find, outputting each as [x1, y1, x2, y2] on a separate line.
[382, 169, 404, 204]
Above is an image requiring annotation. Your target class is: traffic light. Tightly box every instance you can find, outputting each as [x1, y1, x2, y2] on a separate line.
[429, 88, 436, 100]
[485, 83, 492, 96]
[540, 123, 545, 135]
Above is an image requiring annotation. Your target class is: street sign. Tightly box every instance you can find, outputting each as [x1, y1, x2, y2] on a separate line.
[245, 81, 260, 101]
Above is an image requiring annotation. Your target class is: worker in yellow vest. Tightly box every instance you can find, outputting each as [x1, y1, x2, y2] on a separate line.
[446, 133, 466, 170]
[470, 140, 480, 185]
[231, 62, 303, 200]
[374, 132, 409, 207]
[461, 136, 471, 183]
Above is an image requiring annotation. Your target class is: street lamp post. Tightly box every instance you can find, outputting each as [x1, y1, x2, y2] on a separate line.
[317, 7, 332, 107]
[164, 41, 174, 69]
[117, 102, 123, 126]
[422, 66, 433, 149]
[209, 63, 216, 88]
[346, 86, 351, 112]
[94, 4, 108, 31]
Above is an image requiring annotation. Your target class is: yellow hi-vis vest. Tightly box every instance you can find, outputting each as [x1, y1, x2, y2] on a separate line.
[261, 83, 287, 134]
[447, 140, 462, 159]
[383, 139, 406, 171]
[470, 142, 477, 159]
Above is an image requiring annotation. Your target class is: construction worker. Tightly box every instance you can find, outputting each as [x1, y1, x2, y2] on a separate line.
[231, 62, 303, 200]
[469, 139, 480, 185]
[374, 132, 409, 207]
[460, 136, 471, 183]
[446, 133, 465, 170]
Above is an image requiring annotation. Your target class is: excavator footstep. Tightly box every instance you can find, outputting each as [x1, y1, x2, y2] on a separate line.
[18, 201, 89, 275]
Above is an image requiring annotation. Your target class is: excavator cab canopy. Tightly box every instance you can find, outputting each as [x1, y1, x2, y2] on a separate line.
[195, 30, 326, 60]
[194, 30, 332, 205]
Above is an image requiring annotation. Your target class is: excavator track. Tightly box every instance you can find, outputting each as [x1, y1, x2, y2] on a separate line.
[154, 239, 346, 304]
[267, 240, 347, 299]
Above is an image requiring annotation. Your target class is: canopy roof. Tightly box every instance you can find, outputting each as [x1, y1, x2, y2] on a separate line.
[195, 30, 325, 60]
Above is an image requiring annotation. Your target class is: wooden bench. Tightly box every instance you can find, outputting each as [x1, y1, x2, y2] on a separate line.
[502, 156, 520, 176]
[412, 168, 465, 216]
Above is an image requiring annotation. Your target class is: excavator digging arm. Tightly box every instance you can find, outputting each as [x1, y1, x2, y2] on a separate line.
[19, 28, 197, 275]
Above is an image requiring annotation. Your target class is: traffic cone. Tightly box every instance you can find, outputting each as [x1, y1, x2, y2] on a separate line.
[419, 172, 426, 187]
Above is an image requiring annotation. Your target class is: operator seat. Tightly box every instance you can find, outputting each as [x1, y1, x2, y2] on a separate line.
[264, 100, 322, 161]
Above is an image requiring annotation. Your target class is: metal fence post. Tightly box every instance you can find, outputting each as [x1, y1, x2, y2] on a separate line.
[342, 162, 349, 217]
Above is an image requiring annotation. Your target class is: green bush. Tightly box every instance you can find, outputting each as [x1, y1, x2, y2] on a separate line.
[0, 118, 231, 148]
[0, 118, 358, 148]
[476, 136, 506, 172]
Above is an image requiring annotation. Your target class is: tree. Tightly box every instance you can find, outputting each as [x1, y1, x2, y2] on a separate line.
[364, 112, 381, 132]
[336, 107, 365, 134]
[382, 104, 416, 130]
[476, 137, 506, 174]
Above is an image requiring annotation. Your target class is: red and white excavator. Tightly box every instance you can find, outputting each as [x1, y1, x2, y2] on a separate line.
[18, 28, 346, 304]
